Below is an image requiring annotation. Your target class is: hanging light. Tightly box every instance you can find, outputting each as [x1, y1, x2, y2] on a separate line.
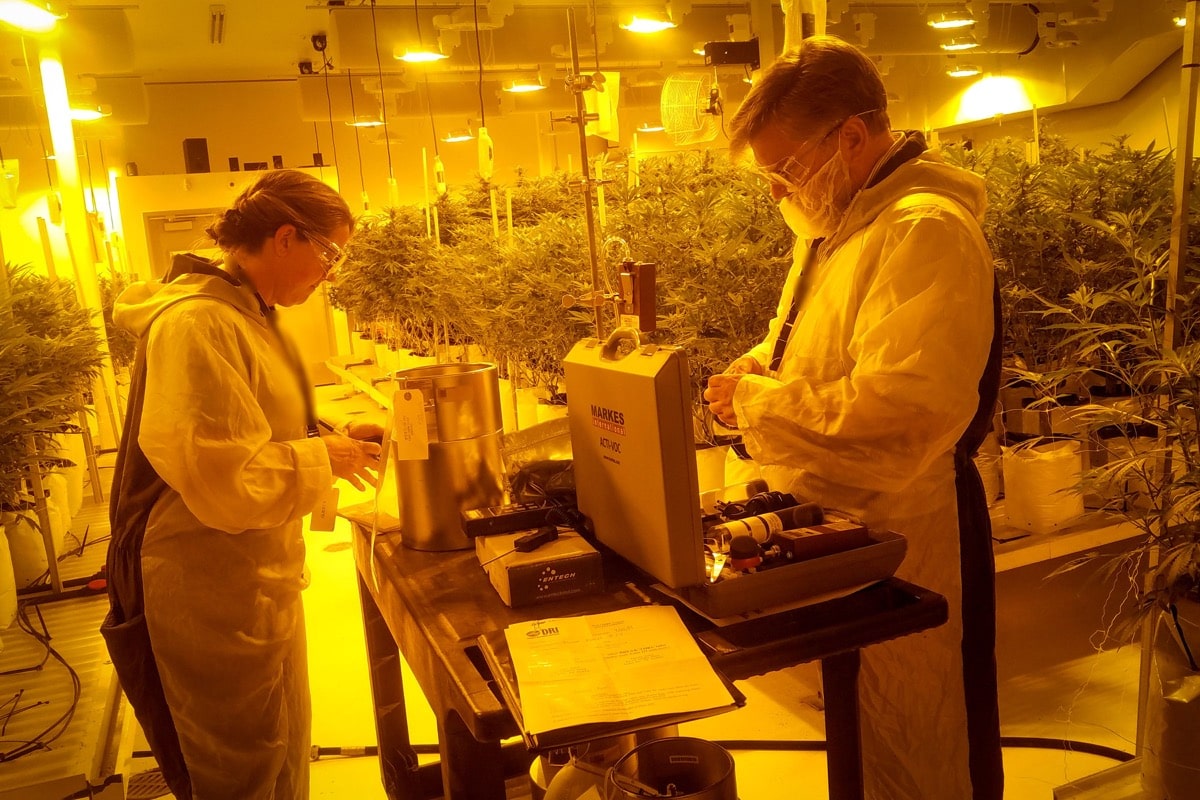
[396, 0, 447, 62]
[395, 44, 448, 63]
[637, 122, 665, 133]
[946, 63, 982, 78]
[69, 104, 112, 121]
[502, 73, 546, 93]
[940, 35, 980, 52]
[0, 0, 64, 32]
[346, 114, 384, 128]
[692, 42, 707, 56]
[927, 9, 975, 30]
[441, 129, 474, 143]
[1176, 16, 1188, 28]
[621, 11, 676, 33]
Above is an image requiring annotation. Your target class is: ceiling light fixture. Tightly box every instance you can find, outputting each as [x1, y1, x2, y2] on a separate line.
[346, 114, 384, 128]
[621, 12, 676, 34]
[940, 35, 980, 52]
[396, 0, 447, 63]
[502, 73, 545, 93]
[441, 129, 474, 143]
[395, 45, 448, 63]
[928, 9, 974, 30]
[637, 123, 665, 133]
[0, 0, 64, 32]
[1176, 16, 1188, 28]
[69, 104, 112, 121]
[946, 64, 982, 78]
[692, 42, 706, 56]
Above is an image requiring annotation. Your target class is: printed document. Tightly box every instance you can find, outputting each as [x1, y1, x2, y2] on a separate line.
[504, 605, 735, 735]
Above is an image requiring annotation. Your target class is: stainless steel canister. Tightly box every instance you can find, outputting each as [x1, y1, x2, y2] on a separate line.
[392, 362, 505, 551]
[606, 737, 738, 800]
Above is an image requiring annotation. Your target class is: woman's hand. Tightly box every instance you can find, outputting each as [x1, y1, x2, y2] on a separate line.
[322, 433, 382, 491]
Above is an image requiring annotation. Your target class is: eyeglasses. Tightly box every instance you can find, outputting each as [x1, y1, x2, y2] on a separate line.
[301, 229, 348, 278]
[757, 109, 879, 194]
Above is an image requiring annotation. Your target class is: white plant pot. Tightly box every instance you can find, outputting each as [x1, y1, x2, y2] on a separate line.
[53, 431, 87, 516]
[0, 532, 16, 631]
[1001, 439, 1085, 534]
[4, 513, 48, 590]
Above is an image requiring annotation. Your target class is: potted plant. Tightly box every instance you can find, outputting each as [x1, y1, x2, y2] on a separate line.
[1001, 166, 1200, 794]
[0, 263, 104, 587]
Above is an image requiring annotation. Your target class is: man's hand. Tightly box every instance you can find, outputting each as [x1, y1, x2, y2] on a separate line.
[343, 419, 385, 443]
[704, 373, 746, 428]
[726, 356, 764, 376]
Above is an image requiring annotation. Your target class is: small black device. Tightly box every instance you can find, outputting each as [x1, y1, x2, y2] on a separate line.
[462, 500, 563, 538]
[478, 525, 560, 567]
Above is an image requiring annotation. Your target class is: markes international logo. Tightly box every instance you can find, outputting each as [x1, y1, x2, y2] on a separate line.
[589, 403, 625, 436]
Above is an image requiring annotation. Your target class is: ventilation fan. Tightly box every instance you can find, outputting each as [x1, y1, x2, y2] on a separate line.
[659, 71, 722, 145]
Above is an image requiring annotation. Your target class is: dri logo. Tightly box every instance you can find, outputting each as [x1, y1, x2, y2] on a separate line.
[525, 623, 560, 638]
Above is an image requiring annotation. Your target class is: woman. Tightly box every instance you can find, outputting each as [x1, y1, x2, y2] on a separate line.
[103, 169, 380, 799]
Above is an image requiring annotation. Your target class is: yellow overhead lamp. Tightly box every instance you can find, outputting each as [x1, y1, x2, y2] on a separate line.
[928, 9, 975, 30]
[441, 128, 474, 143]
[0, 0, 63, 32]
[69, 104, 112, 121]
[940, 35, 980, 52]
[346, 114, 384, 128]
[1176, 16, 1187, 27]
[502, 74, 546, 93]
[692, 42, 707, 56]
[621, 12, 676, 34]
[637, 122, 665, 133]
[946, 64, 982, 78]
[394, 44, 448, 64]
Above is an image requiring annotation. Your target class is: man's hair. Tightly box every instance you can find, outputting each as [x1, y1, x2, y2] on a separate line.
[729, 35, 891, 156]
[206, 169, 355, 253]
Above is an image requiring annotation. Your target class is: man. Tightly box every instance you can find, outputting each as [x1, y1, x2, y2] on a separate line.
[703, 35, 1004, 799]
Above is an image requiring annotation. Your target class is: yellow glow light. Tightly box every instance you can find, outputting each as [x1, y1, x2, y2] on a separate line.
[940, 36, 979, 52]
[621, 15, 676, 34]
[396, 48, 448, 63]
[502, 79, 545, 93]
[637, 123, 665, 132]
[956, 75, 1032, 123]
[928, 10, 975, 30]
[441, 129, 474, 143]
[1176, 16, 1187, 28]
[69, 105, 111, 121]
[946, 64, 982, 78]
[346, 115, 384, 127]
[0, 0, 63, 32]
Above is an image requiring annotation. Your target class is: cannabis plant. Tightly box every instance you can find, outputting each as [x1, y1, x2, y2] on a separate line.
[0, 263, 104, 512]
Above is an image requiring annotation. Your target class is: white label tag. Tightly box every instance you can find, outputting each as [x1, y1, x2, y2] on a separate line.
[392, 389, 429, 461]
[311, 486, 340, 532]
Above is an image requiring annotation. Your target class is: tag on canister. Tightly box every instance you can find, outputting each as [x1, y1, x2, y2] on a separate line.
[310, 486, 340, 531]
[392, 389, 429, 460]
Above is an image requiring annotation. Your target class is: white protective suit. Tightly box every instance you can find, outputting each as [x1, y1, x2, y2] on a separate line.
[732, 137, 1000, 799]
[114, 260, 332, 800]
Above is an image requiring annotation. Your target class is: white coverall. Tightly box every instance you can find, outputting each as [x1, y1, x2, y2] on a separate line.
[115, 269, 332, 800]
[732, 143, 995, 799]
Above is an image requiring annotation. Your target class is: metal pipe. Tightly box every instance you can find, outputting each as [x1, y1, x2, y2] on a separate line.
[567, 6, 604, 339]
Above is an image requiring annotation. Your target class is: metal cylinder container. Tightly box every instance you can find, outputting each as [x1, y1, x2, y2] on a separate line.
[606, 737, 737, 800]
[393, 362, 505, 551]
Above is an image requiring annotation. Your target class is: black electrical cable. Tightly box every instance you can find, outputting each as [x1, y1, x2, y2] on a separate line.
[368, 0, 394, 182]
[473, 0, 485, 127]
[345, 68, 369, 209]
[0, 601, 82, 762]
[319, 50, 340, 175]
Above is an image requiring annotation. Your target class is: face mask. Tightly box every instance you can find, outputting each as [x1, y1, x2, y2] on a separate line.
[778, 150, 853, 240]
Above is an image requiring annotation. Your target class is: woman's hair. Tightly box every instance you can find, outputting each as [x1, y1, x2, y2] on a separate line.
[205, 169, 354, 252]
[729, 35, 891, 156]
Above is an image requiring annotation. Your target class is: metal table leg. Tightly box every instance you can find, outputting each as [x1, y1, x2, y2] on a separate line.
[822, 650, 864, 800]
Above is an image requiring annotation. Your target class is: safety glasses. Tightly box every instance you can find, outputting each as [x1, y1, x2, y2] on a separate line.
[302, 229, 348, 278]
[757, 109, 879, 194]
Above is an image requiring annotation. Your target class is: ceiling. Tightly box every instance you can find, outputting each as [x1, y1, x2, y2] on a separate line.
[0, 0, 1189, 132]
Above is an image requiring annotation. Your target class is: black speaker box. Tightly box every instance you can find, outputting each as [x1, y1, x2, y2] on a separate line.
[183, 138, 211, 173]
